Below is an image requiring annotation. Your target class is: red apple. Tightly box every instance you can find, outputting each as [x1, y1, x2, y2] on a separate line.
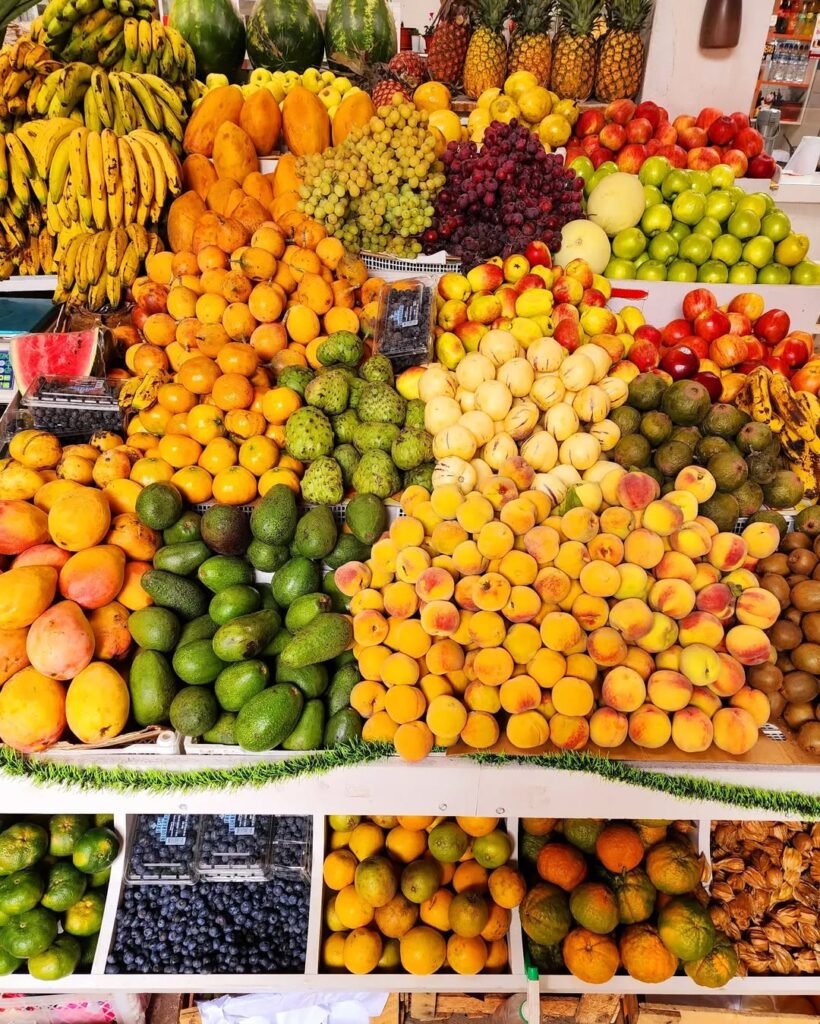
[708, 116, 737, 146]
[683, 288, 718, 320]
[748, 152, 777, 178]
[581, 134, 601, 156]
[734, 126, 764, 158]
[635, 100, 661, 130]
[737, 360, 764, 374]
[680, 335, 709, 360]
[565, 142, 585, 164]
[763, 355, 790, 374]
[604, 98, 637, 125]
[516, 273, 547, 293]
[629, 339, 661, 372]
[722, 149, 749, 177]
[660, 344, 700, 380]
[525, 241, 552, 268]
[633, 324, 663, 348]
[616, 144, 648, 173]
[590, 147, 613, 169]
[653, 122, 678, 145]
[755, 308, 791, 345]
[688, 146, 721, 170]
[576, 109, 606, 137]
[693, 371, 723, 401]
[743, 338, 766, 362]
[774, 333, 812, 368]
[658, 106, 670, 123]
[730, 111, 751, 132]
[625, 117, 653, 144]
[673, 114, 696, 133]
[695, 308, 731, 342]
[696, 107, 724, 132]
[727, 311, 752, 336]
[554, 318, 582, 352]
[553, 303, 580, 323]
[495, 286, 519, 318]
[599, 122, 627, 150]
[656, 144, 688, 168]
[662, 318, 694, 347]
[646, 139, 661, 156]
[678, 126, 709, 150]
[581, 287, 607, 307]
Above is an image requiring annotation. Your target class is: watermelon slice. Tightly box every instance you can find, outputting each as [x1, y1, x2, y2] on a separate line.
[10, 331, 102, 394]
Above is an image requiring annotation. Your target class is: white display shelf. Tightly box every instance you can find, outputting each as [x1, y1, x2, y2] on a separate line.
[0, 275, 57, 295]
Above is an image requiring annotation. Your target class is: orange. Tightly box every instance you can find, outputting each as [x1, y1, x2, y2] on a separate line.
[595, 824, 645, 874]
[199, 437, 238, 474]
[259, 467, 300, 495]
[157, 434, 202, 469]
[217, 342, 259, 377]
[250, 323, 287, 362]
[131, 343, 169, 375]
[284, 304, 320, 344]
[130, 456, 174, 485]
[536, 843, 589, 892]
[212, 465, 257, 504]
[266, 424, 288, 447]
[187, 404, 226, 445]
[224, 409, 266, 440]
[222, 302, 257, 342]
[171, 465, 213, 503]
[127, 433, 159, 452]
[414, 81, 451, 112]
[137, 404, 173, 436]
[251, 386, 269, 414]
[196, 292, 229, 326]
[239, 436, 279, 476]
[261, 386, 302, 425]
[157, 383, 196, 413]
[178, 356, 221, 395]
[211, 372, 254, 412]
[166, 412, 190, 436]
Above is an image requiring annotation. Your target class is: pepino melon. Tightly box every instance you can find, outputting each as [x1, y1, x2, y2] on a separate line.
[559, 220, 611, 274]
[586, 172, 647, 236]
[11, 331, 100, 395]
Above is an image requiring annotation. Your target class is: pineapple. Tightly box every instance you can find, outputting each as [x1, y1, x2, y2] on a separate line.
[550, 0, 602, 101]
[508, 0, 555, 85]
[595, 0, 653, 101]
[426, 0, 472, 88]
[462, 0, 509, 100]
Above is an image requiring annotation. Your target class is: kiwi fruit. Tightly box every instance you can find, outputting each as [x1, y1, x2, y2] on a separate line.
[788, 548, 819, 576]
[747, 663, 783, 693]
[791, 580, 820, 613]
[769, 620, 802, 651]
[801, 612, 820, 644]
[791, 643, 820, 674]
[784, 702, 817, 729]
[782, 671, 819, 704]
[798, 721, 820, 755]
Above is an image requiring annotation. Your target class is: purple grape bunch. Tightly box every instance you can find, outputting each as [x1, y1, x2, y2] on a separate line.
[423, 120, 585, 267]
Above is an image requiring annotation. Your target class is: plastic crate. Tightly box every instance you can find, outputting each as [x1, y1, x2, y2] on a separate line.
[125, 814, 202, 886]
[362, 251, 462, 282]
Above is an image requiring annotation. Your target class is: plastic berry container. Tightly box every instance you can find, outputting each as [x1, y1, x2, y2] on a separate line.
[196, 815, 274, 881]
[125, 814, 202, 886]
[373, 279, 435, 371]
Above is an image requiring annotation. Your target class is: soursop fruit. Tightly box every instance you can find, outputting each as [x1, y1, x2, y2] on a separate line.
[403, 462, 434, 491]
[304, 368, 349, 415]
[360, 354, 394, 385]
[349, 377, 367, 411]
[332, 409, 360, 445]
[353, 422, 401, 454]
[405, 399, 425, 429]
[277, 365, 314, 397]
[285, 407, 334, 462]
[316, 331, 363, 368]
[352, 449, 402, 499]
[357, 383, 407, 426]
[300, 457, 344, 505]
[334, 444, 360, 489]
[392, 427, 433, 470]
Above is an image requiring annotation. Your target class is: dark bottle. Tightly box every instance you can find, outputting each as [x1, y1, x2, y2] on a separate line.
[700, 0, 743, 48]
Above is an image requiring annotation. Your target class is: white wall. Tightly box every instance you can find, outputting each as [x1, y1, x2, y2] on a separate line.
[642, 0, 773, 116]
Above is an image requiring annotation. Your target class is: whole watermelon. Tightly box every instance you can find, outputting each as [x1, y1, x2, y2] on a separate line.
[324, 0, 397, 67]
[246, 0, 325, 73]
[169, 0, 246, 80]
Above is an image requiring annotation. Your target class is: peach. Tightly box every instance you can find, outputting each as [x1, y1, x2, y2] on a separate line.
[465, 681, 502, 713]
[655, 645, 681, 671]
[725, 625, 771, 666]
[413, 502, 444, 536]
[587, 533, 624, 567]
[390, 516, 426, 547]
[601, 666, 646, 713]
[589, 707, 629, 748]
[335, 561, 373, 597]
[415, 567, 455, 604]
[534, 567, 572, 604]
[500, 498, 536, 536]
[540, 612, 584, 653]
[552, 676, 595, 717]
[424, 639, 462, 676]
[586, 627, 628, 668]
[504, 623, 542, 665]
[521, 489, 551, 522]
[708, 533, 748, 572]
[615, 472, 660, 511]
[662, 489, 699, 523]
[654, 552, 698, 584]
[671, 522, 713, 559]
[649, 579, 696, 619]
[351, 679, 387, 718]
[426, 694, 468, 738]
[678, 611, 725, 648]
[637, 613, 679, 654]
[696, 515, 719, 539]
[499, 551, 538, 586]
[452, 611, 474, 647]
[735, 588, 780, 629]
[419, 600, 460, 638]
[567, 653, 597, 683]
[359, 645, 391, 681]
[453, 540, 489, 576]
[477, 522, 515, 560]
[468, 610, 506, 648]
[506, 710, 550, 750]
[382, 652, 421, 687]
[503, 586, 542, 623]
[535, 689, 556, 720]
[615, 564, 650, 600]
[555, 541, 591, 579]
[499, 457, 535, 492]
[354, 609, 390, 648]
[500, 674, 541, 713]
[474, 648, 514, 687]
[481, 476, 519, 510]
[643, 500, 684, 537]
[385, 685, 427, 725]
[647, 670, 693, 712]
[454, 576, 480, 611]
[689, 687, 722, 717]
[628, 704, 672, 750]
[712, 706, 758, 755]
[371, 539, 399, 571]
[394, 720, 436, 761]
[679, 643, 722, 687]
[671, 707, 715, 753]
[549, 713, 590, 750]
[722, 568, 758, 592]
[528, 649, 566, 689]
[675, 466, 716, 502]
[350, 589, 386, 615]
[431, 484, 464, 520]
[420, 674, 454, 703]
[579, 561, 621, 598]
[396, 547, 432, 585]
[431, 521, 469, 556]
[383, 581, 419, 619]
[741, 521, 780, 560]
[691, 563, 722, 592]
[696, 583, 735, 622]
[623, 529, 665, 570]
[393, 621, 432, 659]
[456, 494, 495, 534]
[461, 710, 501, 749]
[572, 594, 609, 632]
[609, 598, 654, 643]
[730, 685, 771, 727]
[448, 670, 468, 696]
[561, 507, 600, 544]
[599, 507, 634, 540]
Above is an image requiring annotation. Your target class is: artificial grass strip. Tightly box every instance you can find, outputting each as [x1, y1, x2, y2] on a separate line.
[0, 741, 818, 817]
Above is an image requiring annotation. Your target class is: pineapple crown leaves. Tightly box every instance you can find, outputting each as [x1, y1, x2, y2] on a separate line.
[470, 0, 511, 32]
[555, 0, 603, 35]
[511, 0, 554, 35]
[604, 0, 653, 31]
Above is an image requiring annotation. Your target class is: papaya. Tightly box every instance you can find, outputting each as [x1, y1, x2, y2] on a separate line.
[167, 191, 207, 254]
[240, 88, 282, 156]
[182, 84, 244, 157]
[281, 86, 330, 157]
[272, 153, 302, 197]
[206, 177, 240, 214]
[182, 154, 218, 201]
[332, 91, 376, 146]
[212, 122, 258, 184]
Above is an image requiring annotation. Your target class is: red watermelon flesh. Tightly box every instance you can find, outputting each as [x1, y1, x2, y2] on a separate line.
[10, 331, 101, 394]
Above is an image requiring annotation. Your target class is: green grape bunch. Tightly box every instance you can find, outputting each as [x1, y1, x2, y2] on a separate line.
[296, 97, 447, 258]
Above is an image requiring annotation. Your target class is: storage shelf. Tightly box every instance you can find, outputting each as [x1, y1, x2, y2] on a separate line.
[0, 275, 57, 295]
[758, 77, 813, 87]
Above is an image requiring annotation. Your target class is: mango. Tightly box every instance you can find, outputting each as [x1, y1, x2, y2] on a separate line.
[0, 667, 66, 751]
[0, 566, 58, 629]
[26, 601, 94, 681]
[65, 663, 130, 744]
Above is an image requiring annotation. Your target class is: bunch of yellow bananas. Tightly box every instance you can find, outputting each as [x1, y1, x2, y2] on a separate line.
[0, 37, 62, 131]
[55, 222, 159, 309]
[34, 0, 154, 64]
[0, 232, 56, 280]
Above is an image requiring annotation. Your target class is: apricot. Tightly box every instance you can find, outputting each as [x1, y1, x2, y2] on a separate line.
[500, 456, 535, 492]
[335, 561, 372, 597]
[723, 568, 758, 591]
[599, 506, 634, 539]
[500, 675, 540, 713]
[416, 567, 456, 604]
[500, 498, 536, 536]
[589, 706, 629, 748]
[623, 529, 665, 569]
[393, 621, 433, 659]
[385, 685, 427, 725]
[536, 690, 556, 720]
[678, 643, 721, 687]
[587, 533, 624, 567]
[671, 706, 714, 753]
[503, 623, 542, 665]
[468, 610, 506, 648]
[549, 713, 590, 750]
[670, 522, 713, 559]
[371, 538, 398, 573]
[709, 652, 746, 698]
[708, 533, 748, 572]
[456, 494, 494, 534]
[675, 465, 716, 502]
[431, 521, 469, 556]
[359, 645, 391, 681]
[735, 588, 780, 629]
[426, 639, 464, 676]
[426, 694, 468, 737]
[523, 525, 560, 566]
[601, 666, 646, 713]
[451, 611, 474, 647]
[649, 579, 696, 620]
[396, 547, 432, 585]
[654, 551, 698, 584]
[726, 624, 771, 666]
[712, 706, 758, 755]
[628, 704, 672, 750]
[561, 507, 599, 544]
[579, 560, 621, 598]
[351, 680, 387, 718]
[528, 649, 566, 689]
[382, 652, 420, 687]
[678, 611, 724, 649]
[353, 609, 389, 648]
[499, 550, 538, 586]
[655, 645, 681, 671]
[473, 573, 511, 612]
[506, 709, 550, 749]
[481, 475, 519, 510]
[623, 647, 654, 680]
[615, 564, 649, 600]
[586, 627, 627, 668]
[552, 677, 594, 717]
[689, 687, 722, 717]
[572, 594, 609, 632]
[647, 670, 693, 712]
[362, 711, 399, 743]
[615, 471, 660, 511]
[533, 567, 571, 604]
[477, 523, 515, 561]
[350, 589, 385, 615]
[465, 681, 502, 714]
[503, 586, 542, 623]
[390, 516, 425, 548]
[460, 710, 500, 749]
[636, 613, 678, 654]
[741, 521, 780, 559]
[420, 674, 454, 703]
[394, 721, 436, 762]
[540, 612, 584, 653]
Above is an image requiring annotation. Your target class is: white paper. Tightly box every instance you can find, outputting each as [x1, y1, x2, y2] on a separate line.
[198, 991, 389, 1024]
[783, 136, 820, 176]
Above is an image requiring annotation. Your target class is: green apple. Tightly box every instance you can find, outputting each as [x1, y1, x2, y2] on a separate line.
[679, 233, 713, 266]
[791, 260, 820, 285]
[669, 221, 691, 243]
[661, 169, 692, 200]
[587, 162, 619, 196]
[728, 209, 761, 240]
[698, 260, 729, 283]
[667, 259, 699, 282]
[649, 231, 679, 262]
[757, 263, 791, 285]
[688, 170, 714, 195]
[728, 262, 758, 285]
[612, 227, 648, 260]
[605, 257, 637, 280]
[636, 259, 668, 281]
[774, 232, 810, 267]
[634, 251, 650, 269]
[694, 216, 722, 241]
[570, 155, 595, 184]
[641, 204, 673, 236]
[759, 192, 776, 214]
[735, 193, 768, 219]
[206, 73, 230, 88]
[705, 190, 735, 223]
[639, 156, 672, 187]
[727, 186, 746, 204]
[761, 210, 791, 242]
[672, 190, 706, 226]
[644, 185, 663, 207]
[709, 164, 735, 190]
[712, 233, 743, 266]
[743, 235, 775, 269]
